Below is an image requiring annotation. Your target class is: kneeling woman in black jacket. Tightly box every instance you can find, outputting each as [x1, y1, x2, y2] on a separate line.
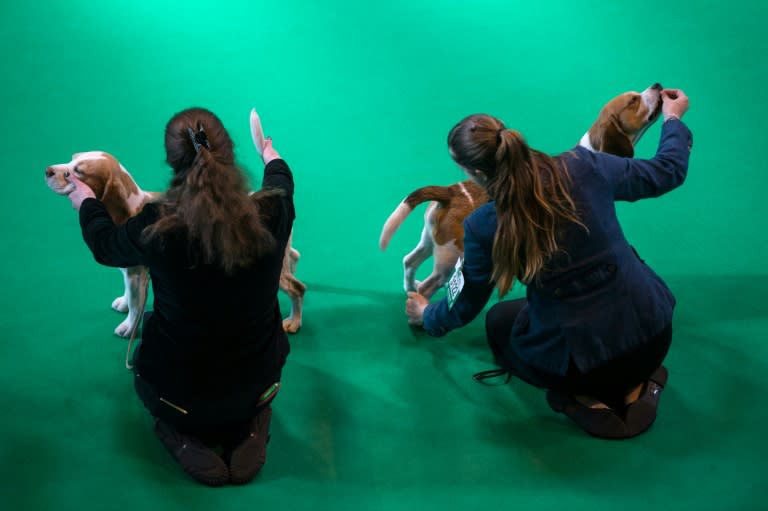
[68, 107, 294, 485]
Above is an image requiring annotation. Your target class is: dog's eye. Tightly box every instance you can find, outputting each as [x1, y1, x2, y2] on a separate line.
[73, 166, 82, 175]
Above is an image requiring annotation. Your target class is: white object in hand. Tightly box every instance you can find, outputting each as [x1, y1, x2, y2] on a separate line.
[250, 108, 266, 156]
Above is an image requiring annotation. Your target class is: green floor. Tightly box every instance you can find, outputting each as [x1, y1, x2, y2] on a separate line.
[2, 1, 766, 509]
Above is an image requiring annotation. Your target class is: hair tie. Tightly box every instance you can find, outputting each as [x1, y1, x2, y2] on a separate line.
[187, 126, 211, 153]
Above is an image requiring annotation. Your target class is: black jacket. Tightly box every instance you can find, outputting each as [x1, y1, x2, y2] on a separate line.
[78, 159, 294, 407]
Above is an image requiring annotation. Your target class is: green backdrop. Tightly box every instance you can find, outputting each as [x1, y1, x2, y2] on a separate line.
[1, 1, 765, 509]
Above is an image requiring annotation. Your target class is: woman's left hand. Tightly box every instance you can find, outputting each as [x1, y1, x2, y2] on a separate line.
[66, 175, 96, 210]
[406, 292, 429, 325]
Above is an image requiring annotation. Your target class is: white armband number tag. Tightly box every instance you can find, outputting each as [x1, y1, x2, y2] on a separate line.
[446, 258, 465, 310]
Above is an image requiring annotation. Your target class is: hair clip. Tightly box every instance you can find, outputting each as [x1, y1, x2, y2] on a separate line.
[187, 126, 211, 153]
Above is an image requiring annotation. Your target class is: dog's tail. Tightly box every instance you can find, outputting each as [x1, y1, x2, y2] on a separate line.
[379, 186, 456, 251]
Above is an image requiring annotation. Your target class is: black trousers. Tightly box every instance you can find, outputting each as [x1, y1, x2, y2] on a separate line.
[485, 299, 672, 407]
[133, 371, 275, 446]
[132, 315, 277, 446]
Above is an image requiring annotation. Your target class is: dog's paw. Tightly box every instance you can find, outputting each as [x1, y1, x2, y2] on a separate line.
[114, 318, 136, 338]
[282, 317, 301, 334]
[404, 280, 420, 293]
[111, 296, 129, 313]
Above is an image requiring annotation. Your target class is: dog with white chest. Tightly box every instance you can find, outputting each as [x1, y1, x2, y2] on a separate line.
[579, 83, 664, 156]
[45, 151, 155, 337]
[380, 83, 664, 298]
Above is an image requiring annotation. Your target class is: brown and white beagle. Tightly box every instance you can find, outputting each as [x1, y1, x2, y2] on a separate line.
[46, 151, 155, 338]
[46, 150, 305, 338]
[579, 83, 663, 156]
[379, 83, 664, 298]
[379, 180, 488, 298]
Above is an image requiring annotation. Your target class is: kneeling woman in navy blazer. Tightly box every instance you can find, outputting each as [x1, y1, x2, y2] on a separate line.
[406, 90, 691, 438]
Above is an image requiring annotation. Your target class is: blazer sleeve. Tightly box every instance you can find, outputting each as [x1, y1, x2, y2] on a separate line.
[422, 218, 496, 337]
[78, 198, 155, 268]
[597, 118, 693, 202]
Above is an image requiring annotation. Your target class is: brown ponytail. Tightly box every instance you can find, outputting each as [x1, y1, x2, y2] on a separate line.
[448, 114, 585, 296]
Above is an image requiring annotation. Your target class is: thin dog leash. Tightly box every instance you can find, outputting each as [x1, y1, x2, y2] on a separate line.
[125, 270, 150, 370]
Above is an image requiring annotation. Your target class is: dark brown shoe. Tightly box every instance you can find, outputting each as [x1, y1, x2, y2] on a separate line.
[624, 366, 668, 436]
[546, 390, 629, 439]
[227, 406, 273, 485]
[153, 418, 229, 486]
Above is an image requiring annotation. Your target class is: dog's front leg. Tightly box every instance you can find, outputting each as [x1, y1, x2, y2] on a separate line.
[113, 266, 148, 338]
[111, 268, 131, 314]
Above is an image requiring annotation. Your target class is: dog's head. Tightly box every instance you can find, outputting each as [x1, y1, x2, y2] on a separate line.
[45, 151, 144, 224]
[584, 83, 664, 157]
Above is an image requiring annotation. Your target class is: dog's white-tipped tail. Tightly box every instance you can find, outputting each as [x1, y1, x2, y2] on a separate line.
[379, 202, 413, 251]
[250, 109, 265, 156]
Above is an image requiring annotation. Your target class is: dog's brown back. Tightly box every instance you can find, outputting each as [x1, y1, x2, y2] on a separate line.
[379, 180, 487, 251]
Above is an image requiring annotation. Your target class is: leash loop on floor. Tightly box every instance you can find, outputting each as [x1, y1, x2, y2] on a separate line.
[472, 368, 512, 386]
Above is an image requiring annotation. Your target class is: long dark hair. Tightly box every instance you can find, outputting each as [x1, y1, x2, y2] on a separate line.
[142, 107, 275, 273]
[448, 114, 585, 296]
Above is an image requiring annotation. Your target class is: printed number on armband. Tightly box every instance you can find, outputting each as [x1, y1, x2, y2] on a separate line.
[446, 258, 465, 310]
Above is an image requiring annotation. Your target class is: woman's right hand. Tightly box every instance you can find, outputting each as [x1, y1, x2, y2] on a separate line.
[66, 174, 96, 210]
[661, 89, 689, 121]
[261, 137, 281, 164]
[405, 292, 429, 326]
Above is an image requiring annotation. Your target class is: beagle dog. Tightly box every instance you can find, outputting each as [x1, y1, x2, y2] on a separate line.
[379, 83, 664, 298]
[379, 180, 488, 298]
[579, 83, 664, 156]
[45, 152, 154, 338]
[46, 150, 305, 337]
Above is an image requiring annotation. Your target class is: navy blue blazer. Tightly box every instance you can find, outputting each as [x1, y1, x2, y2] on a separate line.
[423, 119, 693, 376]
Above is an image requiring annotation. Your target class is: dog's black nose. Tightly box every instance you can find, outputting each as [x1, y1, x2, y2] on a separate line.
[652, 83, 663, 91]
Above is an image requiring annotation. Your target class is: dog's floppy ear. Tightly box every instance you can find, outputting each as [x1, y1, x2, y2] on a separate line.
[594, 118, 634, 158]
[99, 172, 132, 224]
